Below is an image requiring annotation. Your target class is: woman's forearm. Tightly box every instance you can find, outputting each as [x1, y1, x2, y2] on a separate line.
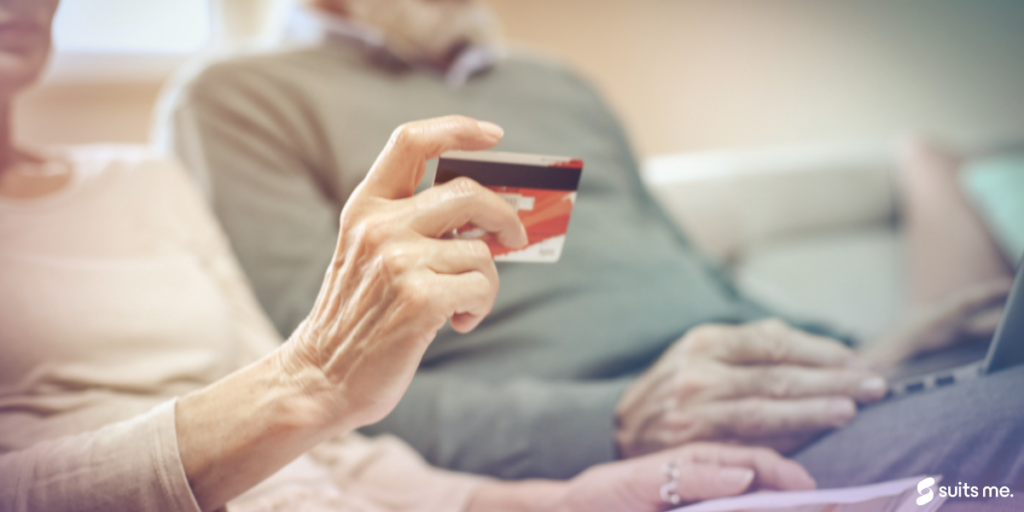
[175, 344, 345, 512]
[176, 343, 573, 512]
[466, 480, 568, 512]
[0, 401, 200, 512]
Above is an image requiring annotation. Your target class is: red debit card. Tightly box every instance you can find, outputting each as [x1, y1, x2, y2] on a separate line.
[434, 150, 584, 263]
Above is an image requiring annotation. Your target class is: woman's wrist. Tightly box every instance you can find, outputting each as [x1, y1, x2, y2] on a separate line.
[272, 328, 363, 429]
[175, 346, 352, 511]
[278, 318, 400, 431]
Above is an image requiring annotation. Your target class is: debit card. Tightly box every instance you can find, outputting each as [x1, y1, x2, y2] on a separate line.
[434, 150, 584, 263]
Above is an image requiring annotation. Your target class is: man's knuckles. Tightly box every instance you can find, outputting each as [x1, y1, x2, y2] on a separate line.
[753, 318, 790, 333]
[671, 365, 723, 400]
[679, 320, 797, 363]
[679, 324, 730, 355]
[664, 408, 712, 442]
[758, 368, 799, 398]
[751, 321, 794, 363]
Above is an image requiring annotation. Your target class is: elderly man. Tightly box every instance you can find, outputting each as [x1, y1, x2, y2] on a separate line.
[161, 0, 1024, 496]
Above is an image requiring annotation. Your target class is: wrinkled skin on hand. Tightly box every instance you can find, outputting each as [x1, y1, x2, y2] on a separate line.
[616, 319, 888, 458]
[555, 443, 816, 512]
[285, 116, 528, 430]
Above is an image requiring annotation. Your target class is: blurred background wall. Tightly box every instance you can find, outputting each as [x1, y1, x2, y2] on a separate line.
[13, 0, 285, 147]
[15, 0, 1024, 157]
[486, 0, 1024, 155]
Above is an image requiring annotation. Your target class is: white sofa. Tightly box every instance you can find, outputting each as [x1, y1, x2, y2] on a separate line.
[642, 142, 907, 343]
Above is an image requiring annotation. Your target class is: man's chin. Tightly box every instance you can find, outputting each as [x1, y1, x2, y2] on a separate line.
[343, 0, 499, 66]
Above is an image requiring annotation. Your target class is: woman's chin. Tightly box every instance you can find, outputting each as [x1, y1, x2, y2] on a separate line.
[0, 50, 48, 93]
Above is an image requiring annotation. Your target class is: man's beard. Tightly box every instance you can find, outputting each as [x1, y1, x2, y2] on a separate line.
[341, 0, 499, 66]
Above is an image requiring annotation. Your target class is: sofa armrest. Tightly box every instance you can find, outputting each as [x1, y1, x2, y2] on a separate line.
[641, 142, 899, 262]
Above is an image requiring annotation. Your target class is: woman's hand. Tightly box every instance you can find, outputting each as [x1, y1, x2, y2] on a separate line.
[177, 116, 525, 512]
[555, 443, 816, 512]
[467, 443, 816, 512]
[284, 115, 528, 430]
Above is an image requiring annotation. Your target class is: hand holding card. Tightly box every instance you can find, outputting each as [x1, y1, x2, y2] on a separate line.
[434, 151, 584, 263]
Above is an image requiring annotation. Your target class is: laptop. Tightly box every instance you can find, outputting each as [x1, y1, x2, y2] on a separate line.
[888, 252, 1024, 397]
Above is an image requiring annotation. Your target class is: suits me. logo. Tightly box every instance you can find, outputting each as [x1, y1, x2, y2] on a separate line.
[917, 477, 936, 506]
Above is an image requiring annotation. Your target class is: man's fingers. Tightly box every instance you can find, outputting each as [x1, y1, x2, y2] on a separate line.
[703, 319, 858, 367]
[667, 397, 857, 440]
[409, 177, 528, 249]
[355, 116, 504, 201]
[726, 365, 888, 403]
[721, 397, 857, 437]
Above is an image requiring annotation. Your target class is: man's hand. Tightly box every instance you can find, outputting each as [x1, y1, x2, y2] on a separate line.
[615, 319, 887, 458]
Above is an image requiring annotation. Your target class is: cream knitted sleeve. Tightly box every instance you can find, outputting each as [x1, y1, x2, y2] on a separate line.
[0, 400, 201, 512]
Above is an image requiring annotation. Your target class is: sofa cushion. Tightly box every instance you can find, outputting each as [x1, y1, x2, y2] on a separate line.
[733, 225, 905, 343]
[961, 151, 1024, 264]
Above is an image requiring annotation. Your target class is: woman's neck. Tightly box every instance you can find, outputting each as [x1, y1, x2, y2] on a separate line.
[0, 102, 15, 170]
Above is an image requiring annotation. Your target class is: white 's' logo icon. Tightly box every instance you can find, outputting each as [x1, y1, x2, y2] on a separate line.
[917, 477, 936, 505]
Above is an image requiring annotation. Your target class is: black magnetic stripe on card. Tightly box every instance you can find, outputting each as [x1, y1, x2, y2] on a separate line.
[435, 159, 583, 191]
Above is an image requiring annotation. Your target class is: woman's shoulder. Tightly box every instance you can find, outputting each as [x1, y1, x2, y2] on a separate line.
[61, 144, 178, 172]
[0, 144, 200, 216]
[45, 144, 208, 223]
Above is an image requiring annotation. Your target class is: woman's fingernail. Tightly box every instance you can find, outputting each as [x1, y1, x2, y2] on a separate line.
[717, 467, 755, 491]
[859, 376, 887, 398]
[477, 121, 504, 140]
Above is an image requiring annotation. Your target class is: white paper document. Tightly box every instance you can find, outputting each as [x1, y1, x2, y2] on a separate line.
[670, 475, 946, 512]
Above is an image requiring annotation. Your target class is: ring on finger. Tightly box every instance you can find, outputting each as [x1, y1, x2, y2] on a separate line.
[659, 458, 684, 505]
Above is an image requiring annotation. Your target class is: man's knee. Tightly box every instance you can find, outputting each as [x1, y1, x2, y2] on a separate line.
[793, 364, 1024, 489]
